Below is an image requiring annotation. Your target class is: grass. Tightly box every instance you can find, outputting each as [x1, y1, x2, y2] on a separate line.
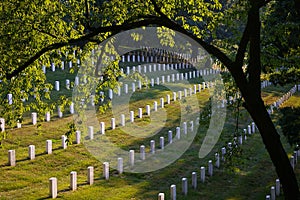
[0, 71, 300, 199]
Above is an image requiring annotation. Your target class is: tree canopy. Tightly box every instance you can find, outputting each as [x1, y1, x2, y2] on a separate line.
[1, 0, 300, 198]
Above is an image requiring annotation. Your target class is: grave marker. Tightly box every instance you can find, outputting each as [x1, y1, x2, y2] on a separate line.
[70, 171, 77, 191]
[87, 166, 94, 185]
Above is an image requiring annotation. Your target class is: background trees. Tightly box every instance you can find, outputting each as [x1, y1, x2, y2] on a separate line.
[1, 0, 299, 198]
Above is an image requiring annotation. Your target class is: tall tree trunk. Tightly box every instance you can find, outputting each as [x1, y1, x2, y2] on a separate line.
[235, 2, 300, 199]
[243, 94, 300, 199]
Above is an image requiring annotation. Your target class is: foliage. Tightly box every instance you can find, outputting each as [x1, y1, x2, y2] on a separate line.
[279, 107, 300, 147]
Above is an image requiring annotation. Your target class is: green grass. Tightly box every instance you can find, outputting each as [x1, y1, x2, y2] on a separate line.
[1, 73, 300, 199]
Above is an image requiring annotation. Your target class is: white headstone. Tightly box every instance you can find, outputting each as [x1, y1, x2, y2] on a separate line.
[200, 166, 205, 183]
[138, 108, 143, 118]
[120, 114, 125, 126]
[160, 98, 164, 108]
[129, 150, 135, 167]
[55, 81, 60, 91]
[160, 137, 164, 150]
[270, 186, 275, 200]
[103, 162, 109, 180]
[62, 135, 67, 149]
[7, 93, 13, 105]
[8, 150, 16, 166]
[130, 111, 134, 122]
[275, 179, 280, 196]
[49, 177, 57, 198]
[146, 105, 151, 116]
[192, 172, 197, 189]
[100, 122, 105, 134]
[87, 166, 94, 185]
[154, 101, 158, 111]
[32, 112, 37, 125]
[150, 140, 155, 154]
[168, 130, 173, 144]
[158, 193, 165, 200]
[140, 145, 145, 160]
[182, 178, 188, 195]
[111, 118, 116, 130]
[208, 160, 213, 176]
[170, 184, 176, 200]
[0, 118, 4, 132]
[88, 126, 94, 140]
[28, 145, 35, 160]
[70, 171, 77, 191]
[117, 157, 123, 174]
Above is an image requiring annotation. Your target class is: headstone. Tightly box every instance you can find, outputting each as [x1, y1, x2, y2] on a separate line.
[28, 145, 35, 160]
[154, 101, 158, 111]
[103, 162, 109, 180]
[70, 171, 77, 191]
[32, 112, 37, 125]
[57, 106, 63, 118]
[275, 179, 280, 196]
[146, 105, 151, 116]
[120, 114, 125, 126]
[42, 65, 46, 74]
[248, 125, 251, 134]
[290, 156, 295, 169]
[156, 77, 160, 85]
[183, 122, 187, 135]
[140, 145, 145, 160]
[160, 98, 164, 108]
[7, 93, 13, 105]
[129, 150, 135, 167]
[150, 140, 155, 154]
[215, 153, 220, 168]
[75, 76, 79, 86]
[109, 89, 113, 100]
[138, 108, 143, 118]
[170, 184, 176, 200]
[166, 95, 170, 104]
[178, 91, 182, 100]
[270, 186, 275, 200]
[69, 102, 74, 114]
[75, 130, 81, 144]
[125, 84, 128, 94]
[111, 118, 116, 130]
[160, 137, 164, 150]
[66, 79, 70, 90]
[168, 130, 173, 144]
[45, 112, 51, 122]
[0, 118, 4, 132]
[208, 160, 213, 176]
[46, 140, 52, 154]
[55, 81, 60, 91]
[184, 89, 187, 97]
[192, 172, 197, 189]
[221, 147, 226, 161]
[176, 127, 180, 139]
[182, 178, 188, 195]
[100, 122, 105, 134]
[62, 135, 67, 149]
[132, 83, 136, 92]
[51, 63, 55, 72]
[117, 158, 123, 174]
[87, 166, 94, 185]
[266, 195, 271, 200]
[158, 193, 165, 200]
[130, 111, 134, 122]
[8, 150, 16, 166]
[190, 121, 194, 132]
[251, 122, 256, 133]
[49, 177, 57, 198]
[88, 126, 94, 140]
[200, 166, 205, 183]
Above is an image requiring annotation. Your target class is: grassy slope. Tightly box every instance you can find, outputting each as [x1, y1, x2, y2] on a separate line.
[0, 77, 299, 199]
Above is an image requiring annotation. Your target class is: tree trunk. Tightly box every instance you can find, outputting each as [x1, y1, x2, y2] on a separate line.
[243, 92, 300, 199]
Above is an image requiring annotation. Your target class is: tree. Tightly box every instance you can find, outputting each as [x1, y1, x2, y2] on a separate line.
[1, 0, 299, 198]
